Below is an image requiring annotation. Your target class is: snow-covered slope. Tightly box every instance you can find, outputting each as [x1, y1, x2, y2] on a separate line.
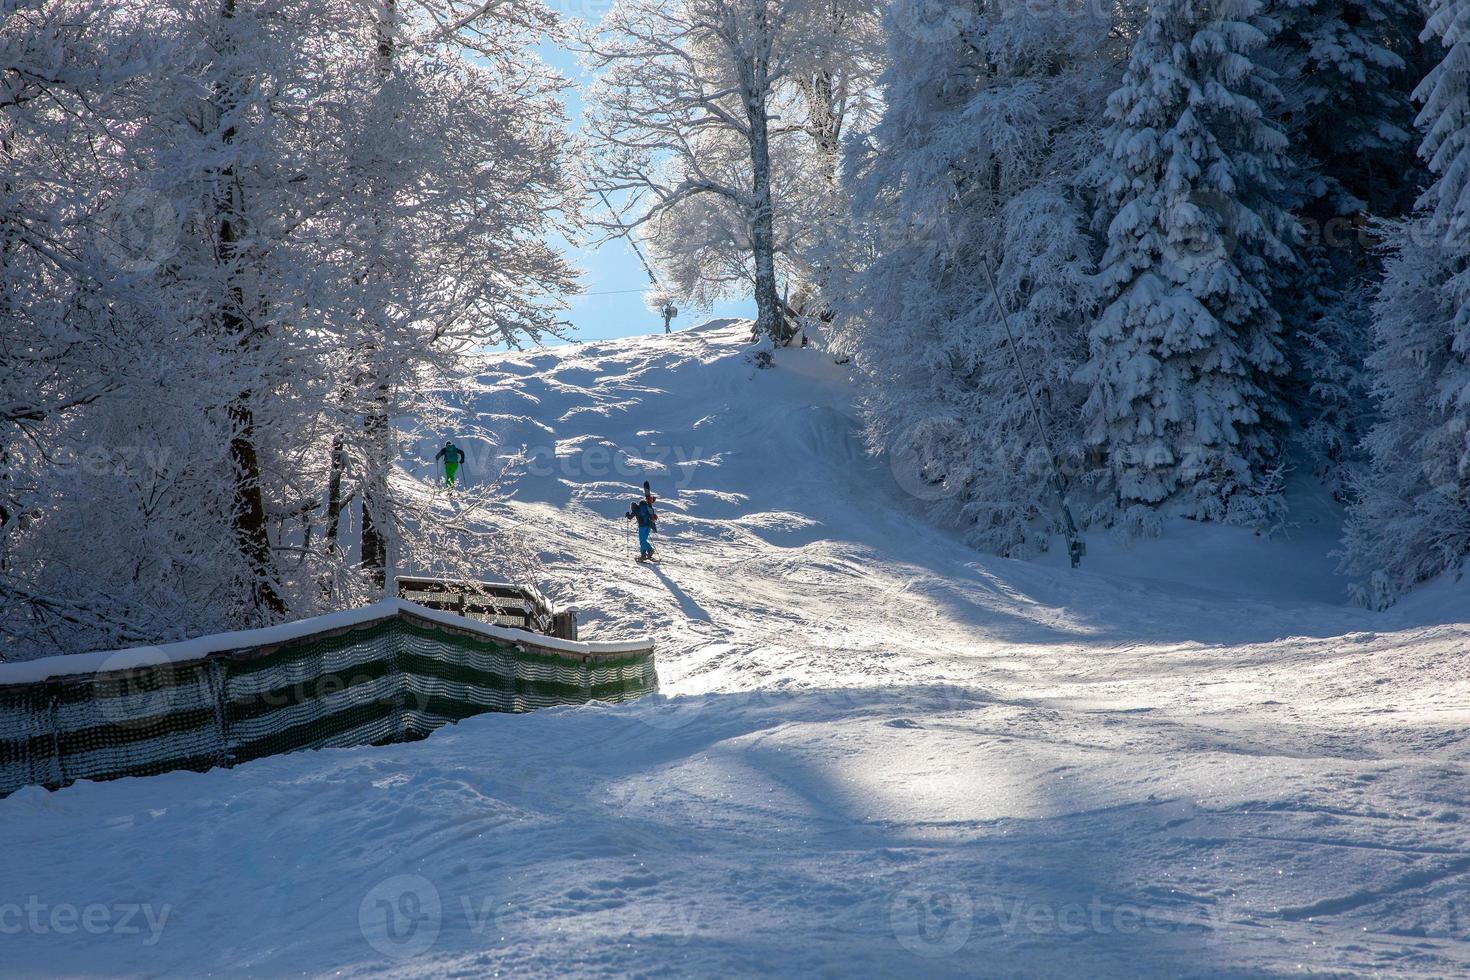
[4, 321, 1468, 977]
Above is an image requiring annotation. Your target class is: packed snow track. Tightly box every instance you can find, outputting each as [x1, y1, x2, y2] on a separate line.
[4, 322, 1468, 977]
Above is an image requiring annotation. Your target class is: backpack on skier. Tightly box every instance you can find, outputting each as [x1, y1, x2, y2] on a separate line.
[625, 486, 658, 560]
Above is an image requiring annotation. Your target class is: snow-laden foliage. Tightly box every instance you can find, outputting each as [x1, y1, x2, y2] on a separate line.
[1345, 224, 1470, 606]
[581, 0, 880, 344]
[0, 0, 576, 657]
[1275, 0, 1423, 219]
[829, 0, 1116, 557]
[1271, 0, 1425, 495]
[1290, 259, 1378, 496]
[1081, 0, 1298, 529]
[1346, 0, 1470, 606]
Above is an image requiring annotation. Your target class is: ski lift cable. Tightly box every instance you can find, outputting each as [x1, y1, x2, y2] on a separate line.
[979, 256, 1085, 568]
[595, 189, 667, 295]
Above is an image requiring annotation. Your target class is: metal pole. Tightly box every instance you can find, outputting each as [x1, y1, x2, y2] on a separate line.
[979, 257, 1085, 568]
[596, 189, 676, 337]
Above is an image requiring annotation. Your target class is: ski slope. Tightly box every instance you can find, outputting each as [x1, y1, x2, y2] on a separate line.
[4, 321, 1469, 977]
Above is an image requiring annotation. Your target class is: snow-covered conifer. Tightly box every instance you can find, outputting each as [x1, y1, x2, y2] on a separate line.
[1082, 0, 1298, 527]
[1344, 225, 1470, 606]
[1272, 0, 1425, 492]
[1346, 0, 1470, 604]
[830, 0, 1115, 557]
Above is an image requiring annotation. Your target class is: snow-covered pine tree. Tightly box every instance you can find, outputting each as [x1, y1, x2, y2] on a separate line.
[1345, 0, 1470, 605]
[1275, 0, 1423, 219]
[1343, 225, 1469, 606]
[1272, 0, 1425, 495]
[829, 0, 1115, 557]
[1289, 263, 1377, 495]
[1082, 0, 1298, 529]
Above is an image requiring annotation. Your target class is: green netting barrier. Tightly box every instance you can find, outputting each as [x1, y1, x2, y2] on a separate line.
[0, 609, 656, 797]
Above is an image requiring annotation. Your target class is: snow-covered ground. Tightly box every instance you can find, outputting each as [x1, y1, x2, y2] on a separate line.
[4, 321, 1469, 977]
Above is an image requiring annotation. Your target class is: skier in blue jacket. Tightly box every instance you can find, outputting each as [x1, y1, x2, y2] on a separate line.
[626, 487, 658, 561]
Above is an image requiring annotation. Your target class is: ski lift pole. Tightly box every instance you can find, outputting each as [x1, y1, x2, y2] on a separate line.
[596, 189, 675, 335]
[979, 257, 1085, 569]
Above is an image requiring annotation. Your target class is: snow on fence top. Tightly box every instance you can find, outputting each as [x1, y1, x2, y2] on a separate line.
[0, 599, 651, 688]
[0, 602, 656, 797]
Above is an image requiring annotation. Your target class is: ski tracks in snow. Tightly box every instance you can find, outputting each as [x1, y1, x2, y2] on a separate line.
[3, 323, 1468, 977]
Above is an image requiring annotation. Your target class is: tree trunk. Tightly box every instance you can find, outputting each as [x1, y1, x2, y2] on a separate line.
[226, 399, 282, 613]
[798, 56, 844, 338]
[359, 0, 396, 593]
[216, 0, 283, 615]
[360, 390, 390, 592]
[324, 434, 345, 550]
[744, 0, 787, 347]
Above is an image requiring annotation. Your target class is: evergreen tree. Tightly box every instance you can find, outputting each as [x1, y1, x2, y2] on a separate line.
[1344, 225, 1470, 606]
[1346, 0, 1470, 605]
[1276, 0, 1423, 219]
[830, 0, 1115, 557]
[1082, 0, 1297, 528]
[1272, 0, 1426, 494]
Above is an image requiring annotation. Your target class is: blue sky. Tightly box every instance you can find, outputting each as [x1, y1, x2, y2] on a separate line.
[537, 41, 754, 342]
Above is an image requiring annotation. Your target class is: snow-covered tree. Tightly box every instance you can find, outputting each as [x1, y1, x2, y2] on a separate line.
[1081, 0, 1298, 529]
[334, 0, 576, 593]
[1275, 0, 1423, 219]
[1343, 224, 1469, 606]
[0, 0, 577, 657]
[0, 0, 207, 649]
[1271, 0, 1425, 494]
[784, 0, 882, 327]
[829, 0, 1116, 557]
[582, 0, 879, 346]
[1346, 0, 1470, 605]
[1288, 260, 1377, 496]
[583, 0, 792, 344]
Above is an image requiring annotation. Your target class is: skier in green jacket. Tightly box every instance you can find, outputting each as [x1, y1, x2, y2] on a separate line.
[435, 441, 466, 487]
